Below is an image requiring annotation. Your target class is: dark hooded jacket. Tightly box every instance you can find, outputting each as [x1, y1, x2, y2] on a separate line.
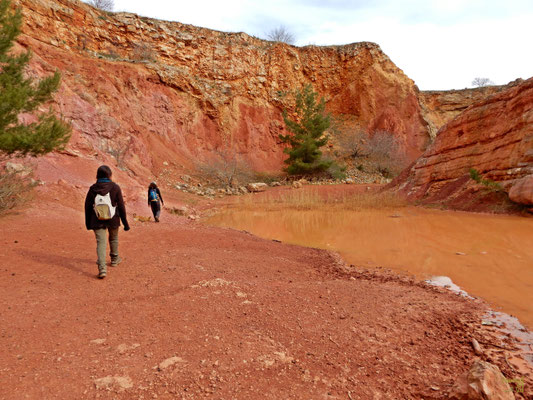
[84, 180, 130, 230]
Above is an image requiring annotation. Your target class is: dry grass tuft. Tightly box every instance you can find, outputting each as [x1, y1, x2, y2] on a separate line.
[0, 171, 35, 215]
[236, 189, 406, 211]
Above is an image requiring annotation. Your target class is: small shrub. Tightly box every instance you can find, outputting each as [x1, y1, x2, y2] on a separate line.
[469, 168, 503, 191]
[0, 171, 35, 215]
[326, 161, 347, 180]
[469, 168, 481, 183]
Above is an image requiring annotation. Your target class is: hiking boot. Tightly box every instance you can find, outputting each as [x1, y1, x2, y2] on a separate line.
[155, 216, 159, 222]
[111, 256, 122, 267]
[98, 270, 107, 279]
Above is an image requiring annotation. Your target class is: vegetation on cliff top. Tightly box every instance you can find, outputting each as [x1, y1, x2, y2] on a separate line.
[86, 0, 114, 12]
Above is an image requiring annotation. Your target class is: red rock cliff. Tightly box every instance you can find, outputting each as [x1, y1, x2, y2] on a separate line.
[418, 84, 515, 138]
[396, 77, 533, 209]
[16, 0, 431, 182]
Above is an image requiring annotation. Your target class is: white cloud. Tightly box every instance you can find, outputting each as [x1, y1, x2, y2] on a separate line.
[110, 0, 533, 90]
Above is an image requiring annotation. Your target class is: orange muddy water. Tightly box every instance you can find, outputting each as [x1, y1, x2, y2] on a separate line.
[206, 206, 533, 329]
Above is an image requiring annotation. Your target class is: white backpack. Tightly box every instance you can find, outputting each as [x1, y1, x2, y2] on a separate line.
[94, 192, 116, 220]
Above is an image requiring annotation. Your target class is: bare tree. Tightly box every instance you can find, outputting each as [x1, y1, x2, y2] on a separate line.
[88, 0, 114, 12]
[335, 129, 408, 178]
[335, 130, 367, 159]
[266, 25, 295, 45]
[364, 131, 408, 178]
[472, 77, 494, 87]
[195, 149, 254, 188]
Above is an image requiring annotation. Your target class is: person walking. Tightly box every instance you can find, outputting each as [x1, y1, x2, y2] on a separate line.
[148, 182, 164, 222]
[84, 165, 130, 279]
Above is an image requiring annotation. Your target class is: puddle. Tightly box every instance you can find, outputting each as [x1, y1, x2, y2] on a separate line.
[426, 275, 471, 298]
[205, 205, 533, 329]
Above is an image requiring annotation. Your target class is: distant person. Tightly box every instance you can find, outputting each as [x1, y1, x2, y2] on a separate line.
[148, 182, 164, 222]
[84, 165, 130, 279]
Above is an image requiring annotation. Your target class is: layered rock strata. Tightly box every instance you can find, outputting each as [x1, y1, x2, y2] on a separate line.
[396, 78, 533, 207]
[418, 83, 516, 138]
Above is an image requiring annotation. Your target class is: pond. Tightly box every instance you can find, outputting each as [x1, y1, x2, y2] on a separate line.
[205, 199, 533, 329]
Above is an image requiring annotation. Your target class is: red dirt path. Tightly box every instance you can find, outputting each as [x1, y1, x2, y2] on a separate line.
[0, 191, 530, 399]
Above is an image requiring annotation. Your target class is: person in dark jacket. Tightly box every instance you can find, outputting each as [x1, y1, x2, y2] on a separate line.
[84, 165, 130, 279]
[147, 182, 164, 222]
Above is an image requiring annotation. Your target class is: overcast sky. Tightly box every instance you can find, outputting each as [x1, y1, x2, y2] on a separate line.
[111, 0, 533, 90]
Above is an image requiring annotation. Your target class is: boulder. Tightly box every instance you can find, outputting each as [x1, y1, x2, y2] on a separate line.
[246, 182, 268, 192]
[292, 181, 303, 189]
[508, 175, 533, 205]
[449, 360, 515, 400]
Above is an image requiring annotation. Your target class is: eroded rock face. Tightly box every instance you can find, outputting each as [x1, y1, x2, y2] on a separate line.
[396, 78, 533, 208]
[18, 0, 431, 181]
[418, 83, 517, 138]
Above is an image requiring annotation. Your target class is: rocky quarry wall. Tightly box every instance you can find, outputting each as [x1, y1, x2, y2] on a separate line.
[396, 77, 533, 208]
[418, 84, 513, 139]
[17, 0, 434, 182]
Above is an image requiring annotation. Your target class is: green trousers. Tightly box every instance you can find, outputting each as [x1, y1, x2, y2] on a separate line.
[94, 228, 119, 272]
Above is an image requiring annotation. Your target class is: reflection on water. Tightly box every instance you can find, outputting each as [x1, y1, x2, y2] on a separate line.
[206, 206, 533, 329]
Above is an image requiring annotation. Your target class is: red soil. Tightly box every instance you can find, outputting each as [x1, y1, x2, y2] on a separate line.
[1, 188, 531, 399]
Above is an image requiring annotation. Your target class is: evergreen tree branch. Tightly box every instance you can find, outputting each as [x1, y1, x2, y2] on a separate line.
[0, 0, 71, 157]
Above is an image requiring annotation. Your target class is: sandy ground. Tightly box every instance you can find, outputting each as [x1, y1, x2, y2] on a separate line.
[1, 188, 532, 399]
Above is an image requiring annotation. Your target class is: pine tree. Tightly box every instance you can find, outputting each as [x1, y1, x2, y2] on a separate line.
[279, 84, 332, 175]
[0, 0, 70, 157]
